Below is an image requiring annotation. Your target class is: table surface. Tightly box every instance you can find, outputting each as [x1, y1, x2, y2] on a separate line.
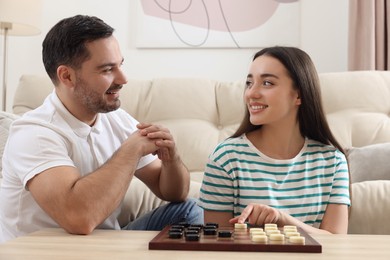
[0, 228, 390, 260]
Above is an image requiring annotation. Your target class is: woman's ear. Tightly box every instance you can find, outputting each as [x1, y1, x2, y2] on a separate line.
[296, 95, 302, 105]
[57, 65, 76, 88]
[294, 89, 302, 105]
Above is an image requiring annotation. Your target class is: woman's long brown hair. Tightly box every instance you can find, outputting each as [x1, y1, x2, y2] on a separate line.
[232, 46, 345, 155]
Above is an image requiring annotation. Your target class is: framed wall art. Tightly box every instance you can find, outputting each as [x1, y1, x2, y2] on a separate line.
[136, 0, 300, 48]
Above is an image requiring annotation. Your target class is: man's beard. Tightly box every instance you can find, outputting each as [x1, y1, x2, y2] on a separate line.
[74, 76, 121, 114]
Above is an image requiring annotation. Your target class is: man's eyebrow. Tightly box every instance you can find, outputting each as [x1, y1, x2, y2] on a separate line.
[96, 58, 124, 69]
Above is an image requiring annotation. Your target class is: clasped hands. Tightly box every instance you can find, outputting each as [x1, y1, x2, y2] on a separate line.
[136, 122, 178, 161]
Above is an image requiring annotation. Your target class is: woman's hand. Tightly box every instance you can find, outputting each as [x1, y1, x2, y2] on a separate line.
[229, 203, 280, 226]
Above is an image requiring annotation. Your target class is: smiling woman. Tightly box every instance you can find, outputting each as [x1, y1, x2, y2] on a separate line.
[198, 46, 351, 235]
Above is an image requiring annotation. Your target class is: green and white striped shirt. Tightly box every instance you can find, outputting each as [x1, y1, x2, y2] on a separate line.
[199, 134, 350, 228]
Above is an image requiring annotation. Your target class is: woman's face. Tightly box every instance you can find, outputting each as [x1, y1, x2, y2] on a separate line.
[245, 55, 301, 127]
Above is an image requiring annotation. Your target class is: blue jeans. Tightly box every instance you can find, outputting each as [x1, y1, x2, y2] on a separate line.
[122, 198, 204, 230]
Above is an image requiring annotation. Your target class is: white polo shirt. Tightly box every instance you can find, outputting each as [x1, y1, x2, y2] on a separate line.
[0, 91, 156, 242]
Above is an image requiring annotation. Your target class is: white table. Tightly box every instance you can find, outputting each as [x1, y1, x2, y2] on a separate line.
[0, 228, 389, 259]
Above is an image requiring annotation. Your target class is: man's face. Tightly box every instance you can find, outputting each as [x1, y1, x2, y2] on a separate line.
[73, 36, 127, 114]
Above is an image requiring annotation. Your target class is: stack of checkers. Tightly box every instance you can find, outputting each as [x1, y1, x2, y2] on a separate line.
[168, 222, 220, 241]
[235, 223, 305, 244]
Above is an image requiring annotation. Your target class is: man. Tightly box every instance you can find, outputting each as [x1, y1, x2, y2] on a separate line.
[0, 15, 203, 243]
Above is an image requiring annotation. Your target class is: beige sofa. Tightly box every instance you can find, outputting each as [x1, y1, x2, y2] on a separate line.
[1, 71, 390, 234]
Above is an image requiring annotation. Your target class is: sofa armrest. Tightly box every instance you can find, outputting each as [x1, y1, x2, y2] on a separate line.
[348, 180, 390, 234]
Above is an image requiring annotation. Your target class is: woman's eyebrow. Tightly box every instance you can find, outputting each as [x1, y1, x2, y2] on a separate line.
[246, 73, 279, 79]
[260, 73, 279, 79]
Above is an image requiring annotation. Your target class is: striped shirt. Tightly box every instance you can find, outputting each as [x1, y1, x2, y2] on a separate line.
[198, 134, 350, 228]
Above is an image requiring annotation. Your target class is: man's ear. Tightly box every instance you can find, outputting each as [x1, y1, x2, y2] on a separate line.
[57, 65, 76, 88]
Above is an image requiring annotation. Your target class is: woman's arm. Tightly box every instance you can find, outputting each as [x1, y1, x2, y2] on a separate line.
[228, 203, 349, 234]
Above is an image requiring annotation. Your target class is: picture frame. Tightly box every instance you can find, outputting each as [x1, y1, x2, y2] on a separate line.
[136, 0, 300, 49]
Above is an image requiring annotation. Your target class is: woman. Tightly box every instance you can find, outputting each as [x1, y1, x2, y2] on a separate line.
[199, 46, 350, 234]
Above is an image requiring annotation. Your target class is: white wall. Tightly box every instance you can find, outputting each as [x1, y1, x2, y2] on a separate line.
[0, 0, 349, 112]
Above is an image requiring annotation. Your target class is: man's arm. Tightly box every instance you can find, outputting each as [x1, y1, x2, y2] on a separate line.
[27, 128, 160, 235]
[134, 123, 190, 202]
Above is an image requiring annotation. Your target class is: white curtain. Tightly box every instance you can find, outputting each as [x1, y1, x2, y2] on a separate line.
[348, 0, 390, 70]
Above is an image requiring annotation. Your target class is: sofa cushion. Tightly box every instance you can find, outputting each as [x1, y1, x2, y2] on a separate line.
[13, 74, 53, 115]
[320, 71, 390, 148]
[346, 143, 390, 183]
[349, 180, 390, 234]
[0, 111, 20, 178]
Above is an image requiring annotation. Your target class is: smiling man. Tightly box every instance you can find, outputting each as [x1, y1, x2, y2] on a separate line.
[0, 15, 203, 243]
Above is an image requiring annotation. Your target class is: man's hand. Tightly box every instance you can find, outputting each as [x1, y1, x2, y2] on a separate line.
[134, 122, 189, 202]
[137, 123, 179, 162]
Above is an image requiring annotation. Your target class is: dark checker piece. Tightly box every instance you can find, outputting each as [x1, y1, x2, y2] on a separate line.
[185, 230, 199, 235]
[171, 225, 185, 230]
[218, 230, 233, 238]
[177, 222, 190, 228]
[189, 224, 204, 229]
[203, 228, 217, 236]
[169, 228, 182, 233]
[187, 226, 201, 232]
[185, 233, 200, 241]
[205, 222, 219, 228]
[168, 231, 183, 239]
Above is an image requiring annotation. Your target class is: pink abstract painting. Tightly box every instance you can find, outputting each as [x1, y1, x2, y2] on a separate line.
[136, 0, 300, 48]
